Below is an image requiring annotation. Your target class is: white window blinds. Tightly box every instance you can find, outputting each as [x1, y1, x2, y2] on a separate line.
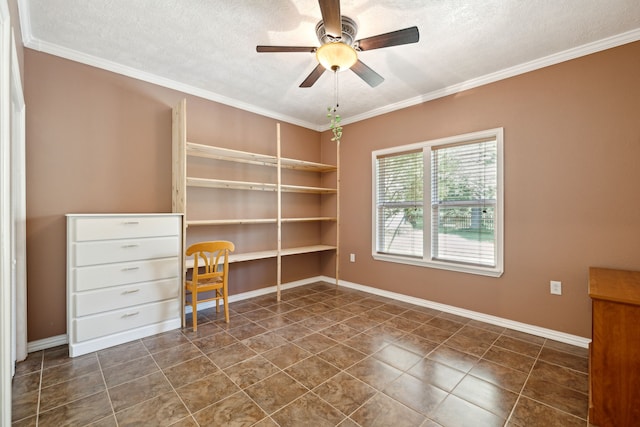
[431, 139, 497, 267]
[372, 128, 503, 277]
[376, 150, 423, 257]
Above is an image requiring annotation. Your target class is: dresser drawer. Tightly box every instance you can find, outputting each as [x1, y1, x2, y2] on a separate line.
[71, 215, 180, 242]
[72, 236, 180, 267]
[73, 257, 180, 292]
[73, 278, 179, 317]
[74, 299, 180, 342]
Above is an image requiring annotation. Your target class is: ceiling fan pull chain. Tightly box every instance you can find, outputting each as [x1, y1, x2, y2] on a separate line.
[334, 69, 339, 110]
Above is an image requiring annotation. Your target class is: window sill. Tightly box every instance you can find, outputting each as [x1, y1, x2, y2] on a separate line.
[372, 253, 504, 277]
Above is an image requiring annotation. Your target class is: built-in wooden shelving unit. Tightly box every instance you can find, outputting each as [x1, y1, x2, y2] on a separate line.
[172, 99, 339, 301]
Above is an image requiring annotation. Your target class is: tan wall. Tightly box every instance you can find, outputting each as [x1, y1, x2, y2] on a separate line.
[329, 41, 640, 338]
[25, 41, 640, 342]
[24, 50, 323, 341]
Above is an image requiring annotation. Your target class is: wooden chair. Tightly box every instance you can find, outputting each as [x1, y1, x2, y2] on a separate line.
[185, 241, 234, 331]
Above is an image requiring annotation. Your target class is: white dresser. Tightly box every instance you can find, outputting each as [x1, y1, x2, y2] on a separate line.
[66, 213, 182, 357]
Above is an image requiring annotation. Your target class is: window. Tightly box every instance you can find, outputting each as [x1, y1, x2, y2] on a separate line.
[373, 128, 503, 277]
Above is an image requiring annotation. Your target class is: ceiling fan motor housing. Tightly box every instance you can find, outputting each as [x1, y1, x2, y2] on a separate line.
[316, 16, 358, 46]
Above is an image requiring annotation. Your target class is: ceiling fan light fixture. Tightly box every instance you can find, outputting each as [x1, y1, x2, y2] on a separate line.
[316, 42, 357, 72]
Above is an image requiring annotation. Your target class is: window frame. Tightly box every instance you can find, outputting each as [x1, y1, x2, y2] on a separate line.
[372, 128, 504, 277]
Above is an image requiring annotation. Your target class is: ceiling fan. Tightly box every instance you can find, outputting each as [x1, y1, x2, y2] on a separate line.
[256, 0, 419, 88]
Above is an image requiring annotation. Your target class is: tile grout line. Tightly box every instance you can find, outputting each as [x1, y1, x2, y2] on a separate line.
[94, 337, 178, 426]
[259, 289, 443, 424]
[396, 318, 488, 423]
[151, 329, 212, 426]
[312, 298, 442, 425]
[213, 300, 377, 425]
[35, 349, 44, 427]
[30, 351, 107, 425]
[186, 321, 274, 425]
[503, 336, 546, 426]
[95, 345, 120, 427]
[205, 289, 550, 426]
[511, 337, 590, 424]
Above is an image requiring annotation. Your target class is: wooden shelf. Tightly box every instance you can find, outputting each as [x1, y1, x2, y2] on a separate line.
[281, 184, 337, 194]
[185, 244, 337, 268]
[187, 142, 337, 172]
[281, 217, 337, 223]
[187, 177, 276, 192]
[186, 218, 277, 226]
[187, 177, 336, 194]
[186, 217, 336, 226]
[280, 245, 336, 256]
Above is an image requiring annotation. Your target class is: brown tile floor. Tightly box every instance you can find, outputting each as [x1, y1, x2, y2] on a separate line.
[12, 282, 593, 426]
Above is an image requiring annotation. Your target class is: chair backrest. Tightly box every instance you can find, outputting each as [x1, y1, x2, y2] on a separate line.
[186, 241, 235, 283]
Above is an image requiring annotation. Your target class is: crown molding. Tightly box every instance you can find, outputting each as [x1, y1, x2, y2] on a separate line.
[341, 27, 640, 127]
[22, 36, 322, 131]
[17, 0, 640, 132]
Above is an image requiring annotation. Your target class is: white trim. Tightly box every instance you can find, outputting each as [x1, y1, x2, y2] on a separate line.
[372, 128, 504, 277]
[28, 275, 590, 353]
[0, 2, 13, 425]
[341, 28, 640, 127]
[185, 275, 323, 314]
[10, 27, 26, 366]
[21, 37, 322, 131]
[194, 276, 591, 348]
[15, 0, 30, 45]
[69, 319, 181, 357]
[27, 334, 67, 353]
[334, 277, 591, 348]
[27, 276, 323, 352]
[16, 0, 640, 132]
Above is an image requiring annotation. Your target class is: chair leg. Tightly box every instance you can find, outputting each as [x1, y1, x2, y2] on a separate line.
[182, 283, 186, 331]
[192, 289, 198, 332]
[223, 285, 229, 323]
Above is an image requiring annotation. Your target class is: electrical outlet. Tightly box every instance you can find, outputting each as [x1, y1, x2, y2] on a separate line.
[550, 280, 562, 295]
[350, 253, 356, 262]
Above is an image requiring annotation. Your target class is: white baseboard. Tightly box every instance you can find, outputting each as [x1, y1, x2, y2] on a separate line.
[69, 319, 181, 357]
[185, 276, 326, 314]
[329, 276, 591, 349]
[28, 275, 590, 352]
[27, 334, 67, 353]
[27, 277, 324, 353]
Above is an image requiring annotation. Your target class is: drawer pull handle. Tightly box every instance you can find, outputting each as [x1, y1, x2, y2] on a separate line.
[122, 244, 139, 248]
[123, 221, 140, 225]
[122, 312, 140, 318]
[122, 267, 140, 271]
[123, 289, 140, 294]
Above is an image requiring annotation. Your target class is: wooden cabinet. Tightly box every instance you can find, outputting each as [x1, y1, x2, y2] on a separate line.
[67, 214, 182, 357]
[588, 267, 640, 427]
[172, 99, 339, 302]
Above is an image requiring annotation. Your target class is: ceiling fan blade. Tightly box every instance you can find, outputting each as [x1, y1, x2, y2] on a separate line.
[318, 0, 341, 37]
[355, 26, 419, 51]
[300, 63, 326, 88]
[257, 46, 317, 53]
[351, 60, 384, 88]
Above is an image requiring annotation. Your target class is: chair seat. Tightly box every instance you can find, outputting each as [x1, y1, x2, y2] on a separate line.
[185, 277, 223, 289]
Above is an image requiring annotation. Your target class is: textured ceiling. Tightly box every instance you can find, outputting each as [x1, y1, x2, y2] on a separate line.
[19, 0, 640, 129]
